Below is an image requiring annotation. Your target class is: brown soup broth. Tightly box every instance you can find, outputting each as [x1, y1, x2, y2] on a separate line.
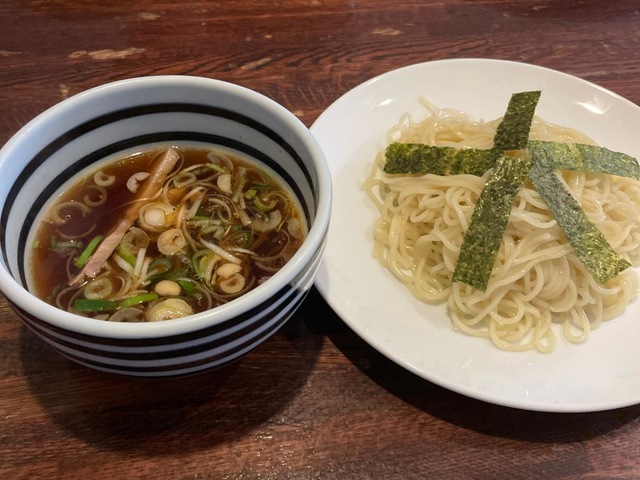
[29, 145, 307, 321]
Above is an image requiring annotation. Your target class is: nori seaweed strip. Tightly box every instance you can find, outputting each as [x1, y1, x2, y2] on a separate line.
[528, 159, 631, 285]
[384, 91, 541, 177]
[493, 91, 541, 151]
[528, 140, 640, 180]
[452, 154, 534, 291]
[384, 143, 498, 176]
[450, 92, 541, 289]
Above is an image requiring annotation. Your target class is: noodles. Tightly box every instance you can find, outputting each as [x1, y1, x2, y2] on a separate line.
[364, 101, 640, 352]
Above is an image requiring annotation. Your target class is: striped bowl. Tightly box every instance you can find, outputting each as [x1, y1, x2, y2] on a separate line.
[0, 76, 331, 377]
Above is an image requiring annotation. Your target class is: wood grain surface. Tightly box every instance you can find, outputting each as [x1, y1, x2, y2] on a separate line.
[2, 1, 640, 478]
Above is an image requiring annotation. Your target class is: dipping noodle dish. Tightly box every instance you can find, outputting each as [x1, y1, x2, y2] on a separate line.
[29, 144, 306, 322]
[364, 91, 640, 353]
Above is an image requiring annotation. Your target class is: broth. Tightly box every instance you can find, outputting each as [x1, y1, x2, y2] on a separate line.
[29, 145, 307, 321]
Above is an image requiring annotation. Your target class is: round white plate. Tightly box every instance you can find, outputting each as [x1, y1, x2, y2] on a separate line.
[311, 58, 640, 412]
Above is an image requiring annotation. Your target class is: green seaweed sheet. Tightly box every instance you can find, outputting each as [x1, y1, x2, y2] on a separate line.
[528, 156, 631, 285]
[384, 91, 542, 178]
[528, 140, 640, 180]
[492, 91, 541, 151]
[384, 144, 498, 176]
[452, 154, 534, 291]
[451, 91, 541, 290]
[384, 140, 640, 180]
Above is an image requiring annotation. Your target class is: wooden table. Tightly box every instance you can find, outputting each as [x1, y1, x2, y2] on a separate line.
[2, 1, 640, 478]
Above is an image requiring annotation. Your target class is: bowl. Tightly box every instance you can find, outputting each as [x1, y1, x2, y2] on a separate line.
[0, 76, 332, 377]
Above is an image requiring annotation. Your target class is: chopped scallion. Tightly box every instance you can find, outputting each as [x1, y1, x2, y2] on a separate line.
[74, 235, 103, 268]
[119, 292, 159, 309]
[177, 279, 197, 296]
[73, 298, 118, 312]
[206, 163, 227, 174]
[147, 267, 188, 283]
[250, 182, 271, 190]
[116, 242, 137, 267]
[253, 195, 275, 211]
[54, 239, 82, 250]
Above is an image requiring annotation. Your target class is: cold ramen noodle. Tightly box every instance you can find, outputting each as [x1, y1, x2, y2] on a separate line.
[30, 146, 307, 321]
[364, 92, 640, 353]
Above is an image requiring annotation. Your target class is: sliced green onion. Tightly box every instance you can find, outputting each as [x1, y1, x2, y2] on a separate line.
[189, 215, 212, 221]
[206, 162, 227, 174]
[119, 292, 159, 309]
[57, 240, 82, 249]
[195, 208, 211, 218]
[150, 257, 172, 271]
[74, 235, 103, 268]
[228, 230, 253, 248]
[51, 235, 82, 251]
[187, 218, 217, 229]
[253, 195, 276, 211]
[250, 182, 271, 190]
[73, 298, 118, 312]
[244, 188, 257, 199]
[146, 257, 173, 282]
[147, 267, 188, 283]
[191, 250, 212, 278]
[116, 242, 136, 266]
[177, 279, 197, 296]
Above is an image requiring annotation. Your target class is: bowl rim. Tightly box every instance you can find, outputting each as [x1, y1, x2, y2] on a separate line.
[0, 75, 332, 339]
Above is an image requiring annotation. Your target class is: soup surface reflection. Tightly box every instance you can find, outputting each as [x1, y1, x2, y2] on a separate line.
[30, 145, 307, 322]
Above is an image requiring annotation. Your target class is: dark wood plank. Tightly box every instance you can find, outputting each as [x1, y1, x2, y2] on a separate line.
[2, 1, 640, 478]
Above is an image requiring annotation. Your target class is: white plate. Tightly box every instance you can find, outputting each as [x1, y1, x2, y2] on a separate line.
[310, 58, 640, 412]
